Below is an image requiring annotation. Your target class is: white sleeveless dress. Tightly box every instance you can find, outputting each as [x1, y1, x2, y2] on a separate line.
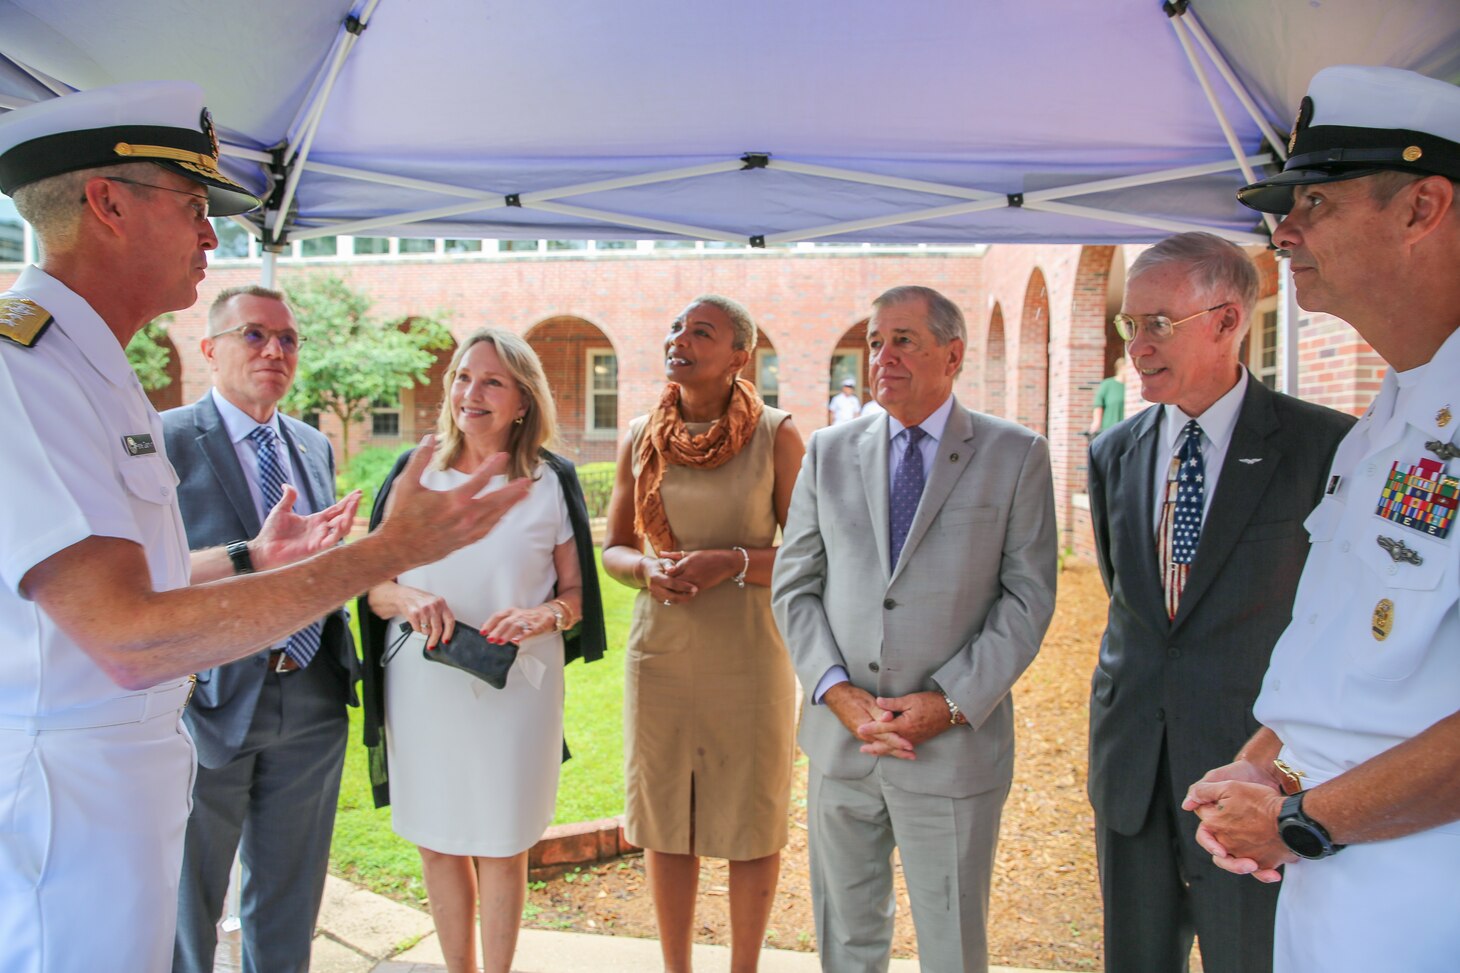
[385, 464, 572, 856]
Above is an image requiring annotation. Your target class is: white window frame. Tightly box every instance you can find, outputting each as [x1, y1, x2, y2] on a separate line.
[828, 348, 864, 398]
[586, 347, 618, 439]
[1249, 295, 1280, 389]
[756, 347, 780, 408]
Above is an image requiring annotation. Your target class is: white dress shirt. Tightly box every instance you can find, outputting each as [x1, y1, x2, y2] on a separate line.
[1149, 369, 1248, 537]
[210, 387, 306, 523]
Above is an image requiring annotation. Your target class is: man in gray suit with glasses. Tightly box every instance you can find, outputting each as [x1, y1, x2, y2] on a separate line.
[773, 285, 1057, 973]
[165, 285, 358, 973]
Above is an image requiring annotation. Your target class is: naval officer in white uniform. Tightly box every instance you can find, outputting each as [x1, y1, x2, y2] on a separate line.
[0, 81, 529, 971]
[1182, 66, 1460, 972]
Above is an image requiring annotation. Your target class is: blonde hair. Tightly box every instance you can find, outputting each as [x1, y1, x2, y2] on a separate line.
[434, 328, 557, 480]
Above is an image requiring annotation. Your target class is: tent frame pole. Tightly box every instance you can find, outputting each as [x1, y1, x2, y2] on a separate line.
[1178, 8, 1289, 161]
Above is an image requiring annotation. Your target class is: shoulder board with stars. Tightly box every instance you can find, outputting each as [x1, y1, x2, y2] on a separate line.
[0, 298, 54, 348]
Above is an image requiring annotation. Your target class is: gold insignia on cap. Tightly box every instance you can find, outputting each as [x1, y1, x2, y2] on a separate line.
[113, 141, 215, 169]
[1287, 96, 1314, 156]
[1439, 406, 1453, 428]
[1403, 146, 1423, 163]
[0, 298, 54, 348]
[200, 107, 219, 161]
[1372, 598, 1394, 641]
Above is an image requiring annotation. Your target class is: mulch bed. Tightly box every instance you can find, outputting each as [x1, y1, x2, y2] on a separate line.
[523, 563, 1113, 971]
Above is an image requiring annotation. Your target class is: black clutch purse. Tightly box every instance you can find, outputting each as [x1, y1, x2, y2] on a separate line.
[386, 621, 519, 689]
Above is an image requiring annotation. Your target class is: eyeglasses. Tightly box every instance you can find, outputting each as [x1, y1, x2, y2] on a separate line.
[211, 323, 306, 354]
[83, 176, 210, 220]
[1112, 303, 1231, 342]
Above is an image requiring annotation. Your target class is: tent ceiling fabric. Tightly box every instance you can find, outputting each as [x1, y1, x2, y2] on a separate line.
[1, 0, 1457, 246]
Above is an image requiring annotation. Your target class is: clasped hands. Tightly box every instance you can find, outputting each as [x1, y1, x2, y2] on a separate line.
[823, 682, 954, 761]
[1182, 760, 1296, 883]
[641, 549, 740, 605]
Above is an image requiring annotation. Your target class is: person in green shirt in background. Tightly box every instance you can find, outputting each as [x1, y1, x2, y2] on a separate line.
[1088, 357, 1127, 436]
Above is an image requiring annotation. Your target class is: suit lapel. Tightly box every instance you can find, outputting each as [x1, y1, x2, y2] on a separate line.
[857, 413, 892, 579]
[194, 394, 263, 535]
[1115, 405, 1169, 628]
[890, 401, 977, 585]
[1171, 380, 1281, 631]
[277, 420, 327, 514]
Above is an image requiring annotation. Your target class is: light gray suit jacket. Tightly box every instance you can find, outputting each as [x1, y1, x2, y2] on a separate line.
[161, 393, 357, 768]
[772, 398, 1058, 798]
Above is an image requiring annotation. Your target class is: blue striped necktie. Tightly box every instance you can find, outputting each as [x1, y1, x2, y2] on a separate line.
[247, 424, 323, 668]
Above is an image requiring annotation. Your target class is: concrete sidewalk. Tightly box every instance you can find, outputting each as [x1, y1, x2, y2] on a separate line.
[307, 875, 1050, 973]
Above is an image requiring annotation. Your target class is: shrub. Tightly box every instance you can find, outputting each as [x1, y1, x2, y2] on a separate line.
[338, 444, 410, 515]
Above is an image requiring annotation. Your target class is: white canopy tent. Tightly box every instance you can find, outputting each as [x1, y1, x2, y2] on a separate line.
[2, 0, 1458, 388]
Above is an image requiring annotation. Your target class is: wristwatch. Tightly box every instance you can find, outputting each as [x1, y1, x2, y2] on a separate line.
[941, 690, 969, 726]
[1277, 791, 1344, 860]
[226, 540, 255, 575]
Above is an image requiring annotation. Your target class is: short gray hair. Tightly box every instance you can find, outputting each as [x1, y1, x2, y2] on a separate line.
[11, 162, 147, 255]
[1128, 232, 1259, 319]
[872, 285, 967, 346]
[677, 294, 757, 352]
[208, 285, 293, 336]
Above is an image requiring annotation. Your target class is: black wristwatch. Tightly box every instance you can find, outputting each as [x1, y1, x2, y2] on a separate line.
[226, 540, 255, 575]
[1277, 791, 1344, 860]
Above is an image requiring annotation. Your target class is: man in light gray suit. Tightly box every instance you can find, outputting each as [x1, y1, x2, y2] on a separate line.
[165, 286, 359, 973]
[773, 285, 1057, 973]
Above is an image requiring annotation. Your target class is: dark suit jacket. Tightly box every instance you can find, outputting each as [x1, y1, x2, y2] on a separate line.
[1086, 375, 1353, 834]
[162, 393, 357, 768]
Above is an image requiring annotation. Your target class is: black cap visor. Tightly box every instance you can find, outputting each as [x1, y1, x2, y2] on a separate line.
[155, 159, 261, 217]
[1237, 166, 1386, 215]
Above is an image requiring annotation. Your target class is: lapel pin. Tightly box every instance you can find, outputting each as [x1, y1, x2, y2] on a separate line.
[1438, 406, 1452, 428]
[1377, 535, 1423, 566]
[1238, 457, 1262, 465]
[1425, 439, 1460, 461]
[1372, 598, 1394, 641]
[949, 452, 959, 462]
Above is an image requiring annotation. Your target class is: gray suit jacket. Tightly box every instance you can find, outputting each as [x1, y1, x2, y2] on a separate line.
[772, 398, 1058, 798]
[1086, 376, 1353, 834]
[162, 393, 358, 768]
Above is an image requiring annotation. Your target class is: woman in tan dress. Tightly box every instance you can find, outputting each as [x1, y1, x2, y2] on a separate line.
[603, 295, 804, 973]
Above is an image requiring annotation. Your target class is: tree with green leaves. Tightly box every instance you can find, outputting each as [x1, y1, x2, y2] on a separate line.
[126, 314, 174, 391]
[282, 275, 454, 468]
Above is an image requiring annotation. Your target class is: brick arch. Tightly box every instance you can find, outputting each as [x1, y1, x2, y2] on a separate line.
[830, 318, 871, 412]
[525, 315, 619, 463]
[1017, 268, 1050, 435]
[984, 302, 1007, 418]
[144, 330, 184, 412]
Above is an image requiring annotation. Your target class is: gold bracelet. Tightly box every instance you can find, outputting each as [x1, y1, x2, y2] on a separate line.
[550, 598, 573, 631]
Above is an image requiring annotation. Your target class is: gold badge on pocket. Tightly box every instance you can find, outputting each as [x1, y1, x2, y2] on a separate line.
[1372, 598, 1395, 642]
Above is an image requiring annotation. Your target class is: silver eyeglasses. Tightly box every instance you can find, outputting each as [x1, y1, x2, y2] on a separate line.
[1112, 303, 1231, 342]
[211, 323, 306, 355]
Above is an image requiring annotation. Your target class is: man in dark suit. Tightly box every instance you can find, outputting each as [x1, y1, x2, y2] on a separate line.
[165, 285, 359, 973]
[1086, 232, 1353, 973]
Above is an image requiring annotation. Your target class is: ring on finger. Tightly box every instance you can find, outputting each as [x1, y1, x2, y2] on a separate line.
[663, 598, 672, 607]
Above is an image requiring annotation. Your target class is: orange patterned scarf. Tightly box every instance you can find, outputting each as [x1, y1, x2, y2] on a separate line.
[634, 378, 764, 554]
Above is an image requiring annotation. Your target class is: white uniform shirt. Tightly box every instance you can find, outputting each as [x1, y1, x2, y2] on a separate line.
[828, 392, 862, 425]
[1253, 327, 1460, 972]
[0, 266, 192, 718]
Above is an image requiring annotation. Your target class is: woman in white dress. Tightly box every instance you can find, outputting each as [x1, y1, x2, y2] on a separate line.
[366, 329, 584, 973]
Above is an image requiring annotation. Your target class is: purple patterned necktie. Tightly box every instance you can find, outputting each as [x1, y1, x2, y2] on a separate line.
[889, 425, 927, 570]
[247, 425, 323, 667]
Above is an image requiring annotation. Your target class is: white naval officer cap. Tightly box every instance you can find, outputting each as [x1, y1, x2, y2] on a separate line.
[1238, 65, 1460, 215]
[0, 80, 260, 217]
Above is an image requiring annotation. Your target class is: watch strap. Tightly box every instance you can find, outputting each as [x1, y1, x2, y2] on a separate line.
[226, 540, 254, 575]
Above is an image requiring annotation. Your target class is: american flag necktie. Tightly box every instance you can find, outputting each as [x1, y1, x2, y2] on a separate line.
[1158, 419, 1205, 619]
[247, 425, 323, 668]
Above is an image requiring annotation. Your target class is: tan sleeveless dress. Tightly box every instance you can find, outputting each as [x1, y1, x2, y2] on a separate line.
[623, 405, 798, 860]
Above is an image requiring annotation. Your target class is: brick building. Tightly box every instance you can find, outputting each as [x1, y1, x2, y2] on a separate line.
[0, 235, 1380, 553]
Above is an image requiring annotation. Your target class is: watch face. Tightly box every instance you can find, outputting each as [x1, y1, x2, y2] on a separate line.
[1280, 821, 1326, 860]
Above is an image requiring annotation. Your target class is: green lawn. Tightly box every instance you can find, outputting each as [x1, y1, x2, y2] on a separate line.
[330, 551, 636, 901]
